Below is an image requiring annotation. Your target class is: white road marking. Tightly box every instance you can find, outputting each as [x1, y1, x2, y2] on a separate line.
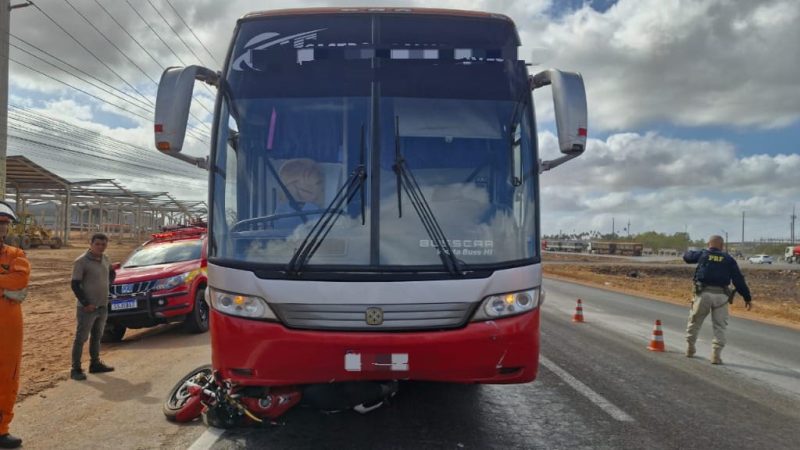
[540, 355, 635, 422]
[188, 427, 226, 450]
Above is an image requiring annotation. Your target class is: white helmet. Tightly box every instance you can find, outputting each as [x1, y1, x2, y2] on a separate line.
[0, 201, 18, 223]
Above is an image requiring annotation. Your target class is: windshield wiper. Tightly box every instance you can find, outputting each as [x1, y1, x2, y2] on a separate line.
[287, 126, 368, 274]
[392, 116, 465, 276]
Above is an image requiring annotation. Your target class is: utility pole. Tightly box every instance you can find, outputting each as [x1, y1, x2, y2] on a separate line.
[741, 211, 745, 245]
[611, 217, 615, 238]
[791, 205, 796, 244]
[1, 0, 9, 200]
[627, 218, 631, 237]
[1, 1, 33, 200]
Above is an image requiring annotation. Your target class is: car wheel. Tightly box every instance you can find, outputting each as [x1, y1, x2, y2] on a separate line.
[101, 322, 127, 343]
[184, 288, 209, 334]
[50, 237, 63, 249]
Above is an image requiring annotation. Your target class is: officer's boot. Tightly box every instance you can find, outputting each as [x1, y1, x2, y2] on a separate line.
[685, 342, 696, 358]
[711, 347, 723, 365]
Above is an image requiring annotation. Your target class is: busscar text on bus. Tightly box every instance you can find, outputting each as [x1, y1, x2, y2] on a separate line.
[154, 8, 588, 426]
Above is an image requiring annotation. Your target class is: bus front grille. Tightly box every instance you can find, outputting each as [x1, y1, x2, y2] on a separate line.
[271, 302, 475, 331]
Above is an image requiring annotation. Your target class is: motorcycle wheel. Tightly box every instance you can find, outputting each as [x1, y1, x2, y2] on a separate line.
[163, 364, 213, 422]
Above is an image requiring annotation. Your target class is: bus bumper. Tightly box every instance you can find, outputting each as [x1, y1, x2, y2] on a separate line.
[210, 308, 539, 386]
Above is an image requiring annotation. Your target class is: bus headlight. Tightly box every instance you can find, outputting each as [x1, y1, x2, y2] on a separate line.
[471, 288, 541, 321]
[208, 287, 277, 320]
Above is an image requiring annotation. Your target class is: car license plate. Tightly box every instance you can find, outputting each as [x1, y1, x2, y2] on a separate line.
[111, 299, 137, 311]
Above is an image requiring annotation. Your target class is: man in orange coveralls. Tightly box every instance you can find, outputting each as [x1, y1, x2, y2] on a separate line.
[0, 201, 31, 449]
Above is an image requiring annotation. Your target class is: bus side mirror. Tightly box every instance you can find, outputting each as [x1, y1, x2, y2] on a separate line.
[154, 65, 218, 169]
[531, 69, 588, 172]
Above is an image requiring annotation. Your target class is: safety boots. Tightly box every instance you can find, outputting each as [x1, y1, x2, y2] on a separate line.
[0, 433, 22, 449]
[685, 343, 696, 358]
[711, 347, 723, 365]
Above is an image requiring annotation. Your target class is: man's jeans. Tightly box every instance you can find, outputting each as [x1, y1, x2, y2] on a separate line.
[71, 305, 108, 369]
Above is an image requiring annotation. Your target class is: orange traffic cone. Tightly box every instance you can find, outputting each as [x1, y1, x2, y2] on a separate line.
[572, 299, 585, 323]
[647, 320, 666, 352]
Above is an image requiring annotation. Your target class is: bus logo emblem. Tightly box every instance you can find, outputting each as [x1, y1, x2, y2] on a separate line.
[365, 307, 383, 325]
[120, 284, 134, 294]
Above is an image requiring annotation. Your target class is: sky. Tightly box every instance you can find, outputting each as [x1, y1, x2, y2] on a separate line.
[7, 0, 799, 242]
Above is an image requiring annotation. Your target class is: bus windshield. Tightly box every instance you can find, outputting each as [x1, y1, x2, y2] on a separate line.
[210, 14, 538, 274]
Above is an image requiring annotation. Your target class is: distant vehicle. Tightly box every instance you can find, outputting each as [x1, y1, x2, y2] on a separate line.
[748, 254, 773, 264]
[588, 241, 643, 256]
[4, 212, 63, 249]
[544, 240, 586, 252]
[104, 225, 208, 342]
[785, 246, 800, 264]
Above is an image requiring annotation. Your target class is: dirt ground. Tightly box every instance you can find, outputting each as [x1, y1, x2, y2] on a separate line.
[13, 245, 800, 403]
[16, 241, 140, 401]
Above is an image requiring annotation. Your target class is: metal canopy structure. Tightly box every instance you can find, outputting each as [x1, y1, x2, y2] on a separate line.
[4, 156, 207, 245]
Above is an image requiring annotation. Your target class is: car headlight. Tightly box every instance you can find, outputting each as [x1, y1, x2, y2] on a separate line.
[207, 287, 277, 320]
[153, 272, 189, 291]
[471, 287, 541, 321]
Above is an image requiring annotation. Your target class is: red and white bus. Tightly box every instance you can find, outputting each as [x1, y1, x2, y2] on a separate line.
[154, 7, 586, 417]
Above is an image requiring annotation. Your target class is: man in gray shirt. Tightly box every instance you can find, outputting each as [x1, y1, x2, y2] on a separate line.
[70, 233, 116, 380]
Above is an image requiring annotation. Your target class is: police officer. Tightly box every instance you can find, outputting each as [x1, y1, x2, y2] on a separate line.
[683, 235, 751, 364]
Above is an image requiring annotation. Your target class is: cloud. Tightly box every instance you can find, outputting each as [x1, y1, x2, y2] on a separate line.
[5, 0, 798, 238]
[529, 0, 800, 131]
[539, 130, 797, 238]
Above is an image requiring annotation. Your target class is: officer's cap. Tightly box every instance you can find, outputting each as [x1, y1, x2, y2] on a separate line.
[0, 201, 18, 223]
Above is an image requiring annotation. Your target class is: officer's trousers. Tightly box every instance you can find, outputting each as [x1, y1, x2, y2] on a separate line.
[0, 299, 23, 435]
[686, 289, 729, 350]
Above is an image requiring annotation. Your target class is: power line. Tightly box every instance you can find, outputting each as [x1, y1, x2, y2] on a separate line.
[11, 34, 152, 111]
[9, 132, 206, 184]
[9, 110, 208, 181]
[164, 0, 221, 66]
[64, 0, 212, 132]
[9, 106, 209, 170]
[124, 0, 217, 115]
[10, 57, 153, 122]
[9, 41, 210, 141]
[92, 0, 165, 71]
[125, 0, 184, 64]
[16, 104, 209, 158]
[93, 0, 215, 125]
[14, 2, 211, 146]
[146, 0, 209, 68]
[30, 1, 153, 107]
[64, 0, 159, 86]
[10, 41, 152, 114]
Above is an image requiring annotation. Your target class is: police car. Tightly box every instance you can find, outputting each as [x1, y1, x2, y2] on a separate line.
[104, 225, 208, 342]
[747, 254, 773, 264]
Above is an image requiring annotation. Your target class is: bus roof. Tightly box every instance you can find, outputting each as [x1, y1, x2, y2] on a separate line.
[241, 7, 513, 23]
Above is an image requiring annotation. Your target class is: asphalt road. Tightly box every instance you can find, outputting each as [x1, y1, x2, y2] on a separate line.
[13, 279, 800, 449]
[205, 279, 800, 449]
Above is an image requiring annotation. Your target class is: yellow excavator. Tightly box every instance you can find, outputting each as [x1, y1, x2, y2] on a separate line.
[4, 212, 63, 249]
